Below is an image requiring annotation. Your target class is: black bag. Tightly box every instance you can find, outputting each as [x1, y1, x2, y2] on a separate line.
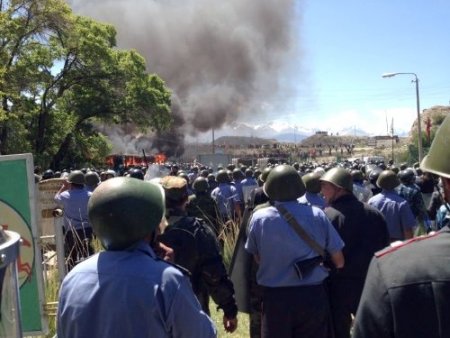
[293, 256, 324, 280]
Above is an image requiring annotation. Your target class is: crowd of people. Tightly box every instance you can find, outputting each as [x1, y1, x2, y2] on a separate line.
[43, 115, 450, 337]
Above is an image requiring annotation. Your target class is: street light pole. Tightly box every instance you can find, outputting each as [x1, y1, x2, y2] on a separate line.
[382, 72, 423, 162]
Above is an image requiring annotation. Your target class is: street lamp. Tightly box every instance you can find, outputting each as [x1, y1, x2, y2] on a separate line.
[382, 72, 423, 162]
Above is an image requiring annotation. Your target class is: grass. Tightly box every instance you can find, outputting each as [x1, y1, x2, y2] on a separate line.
[39, 218, 250, 337]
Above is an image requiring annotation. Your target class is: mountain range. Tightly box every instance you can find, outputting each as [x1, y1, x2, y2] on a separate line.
[188, 121, 405, 143]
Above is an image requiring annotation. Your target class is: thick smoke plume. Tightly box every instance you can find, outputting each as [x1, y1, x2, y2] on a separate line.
[69, 0, 301, 157]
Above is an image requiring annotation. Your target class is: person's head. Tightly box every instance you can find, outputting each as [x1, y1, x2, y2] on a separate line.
[129, 168, 144, 180]
[376, 170, 400, 191]
[264, 165, 305, 202]
[320, 167, 353, 204]
[216, 170, 230, 184]
[88, 177, 164, 250]
[67, 170, 85, 189]
[258, 166, 273, 186]
[192, 176, 209, 194]
[350, 170, 364, 184]
[161, 176, 189, 209]
[42, 169, 54, 180]
[420, 114, 450, 202]
[302, 173, 322, 194]
[232, 168, 244, 181]
[85, 171, 100, 189]
[398, 168, 416, 185]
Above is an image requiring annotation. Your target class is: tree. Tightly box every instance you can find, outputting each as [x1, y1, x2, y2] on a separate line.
[0, 0, 172, 168]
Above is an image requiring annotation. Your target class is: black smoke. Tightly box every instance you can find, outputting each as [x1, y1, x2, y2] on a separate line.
[69, 0, 302, 156]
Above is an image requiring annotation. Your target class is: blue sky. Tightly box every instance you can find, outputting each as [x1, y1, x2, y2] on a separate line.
[258, 0, 450, 135]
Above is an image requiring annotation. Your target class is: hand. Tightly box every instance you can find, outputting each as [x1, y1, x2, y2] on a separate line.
[223, 315, 238, 333]
[157, 242, 174, 262]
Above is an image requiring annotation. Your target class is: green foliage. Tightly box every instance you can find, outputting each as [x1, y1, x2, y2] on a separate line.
[0, 0, 172, 168]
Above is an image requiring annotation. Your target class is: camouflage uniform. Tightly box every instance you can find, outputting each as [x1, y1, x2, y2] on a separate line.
[397, 183, 429, 233]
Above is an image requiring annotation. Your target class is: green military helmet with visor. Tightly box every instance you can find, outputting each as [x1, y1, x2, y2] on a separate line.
[264, 165, 305, 201]
[88, 177, 165, 250]
[320, 167, 353, 192]
[420, 114, 450, 179]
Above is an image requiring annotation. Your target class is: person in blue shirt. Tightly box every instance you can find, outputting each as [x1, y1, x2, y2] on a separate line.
[368, 170, 416, 242]
[299, 172, 326, 209]
[211, 170, 241, 222]
[57, 177, 217, 338]
[245, 165, 344, 338]
[54, 170, 94, 270]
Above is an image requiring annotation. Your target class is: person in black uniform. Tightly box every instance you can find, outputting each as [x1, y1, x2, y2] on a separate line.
[158, 175, 238, 333]
[320, 168, 389, 338]
[353, 114, 450, 338]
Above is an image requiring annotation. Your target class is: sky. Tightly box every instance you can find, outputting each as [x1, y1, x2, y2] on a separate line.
[69, 0, 450, 140]
[264, 0, 450, 135]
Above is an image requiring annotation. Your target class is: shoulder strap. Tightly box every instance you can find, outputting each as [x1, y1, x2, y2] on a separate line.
[276, 204, 325, 258]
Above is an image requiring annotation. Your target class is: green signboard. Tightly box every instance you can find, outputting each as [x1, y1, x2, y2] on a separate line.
[0, 154, 47, 335]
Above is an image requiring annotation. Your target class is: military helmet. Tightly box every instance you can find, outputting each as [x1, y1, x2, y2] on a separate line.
[368, 167, 383, 184]
[320, 167, 353, 192]
[376, 170, 400, 190]
[245, 169, 253, 178]
[42, 169, 54, 180]
[129, 168, 144, 180]
[216, 170, 230, 184]
[67, 170, 85, 185]
[85, 171, 100, 187]
[302, 173, 321, 194]
[398, 168, 415, 184]
[351, 170, 364, 183]
[88, 177, 164, 250]
[259, 167, 273, 183]
[177, 172, 190, 184]
[264, 165, 305, 201]
[232, 168, 244, 180]
[421, 114, 450, 179]
[193, 176, 209, 193]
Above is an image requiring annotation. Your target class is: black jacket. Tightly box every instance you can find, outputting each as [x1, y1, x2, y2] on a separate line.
[353, 226, 450, 338]
[324, 194, 389, 280]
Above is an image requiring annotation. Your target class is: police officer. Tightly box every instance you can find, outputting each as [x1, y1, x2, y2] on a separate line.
[186, 177, 221, 238]
[368, 170, 416, 242]
[299, 172, 326, 209]
[159, 176, 238, 333]
[57, 177, 217, 338]
[245, 165, 345, 338]
[54, 170, 94, 270]
[353, 114, 450, 338]
[319, 167, 389, 338]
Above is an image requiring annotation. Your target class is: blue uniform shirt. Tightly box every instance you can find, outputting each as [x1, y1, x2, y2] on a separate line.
[245, 201, 344, 287]
[298, 192, 326, 209]
[55, 188, 92, 230]
[57, 241, 217, 338]
[211, 183, 240, 218]
[368, 190, 416, 240]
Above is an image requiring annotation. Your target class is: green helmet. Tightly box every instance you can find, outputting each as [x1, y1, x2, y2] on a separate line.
[264, 165, 305, 201]
[350, 170, 364, 183]
[192, 176, 209, 193]
[421, 114, 450, 179]
[259, 167, 273, 183]
[302, 173, 321, 194]
[216, 170, 230, 184]
[376, 170, 400, 190]
[88, 177, 164, 250]
[68, 170, 85, 185]
[320, 167, 353, 192]
[85, 171, 100, 187]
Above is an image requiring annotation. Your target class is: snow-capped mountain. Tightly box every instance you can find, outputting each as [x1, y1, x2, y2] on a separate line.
[187, 121, 408, 143]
